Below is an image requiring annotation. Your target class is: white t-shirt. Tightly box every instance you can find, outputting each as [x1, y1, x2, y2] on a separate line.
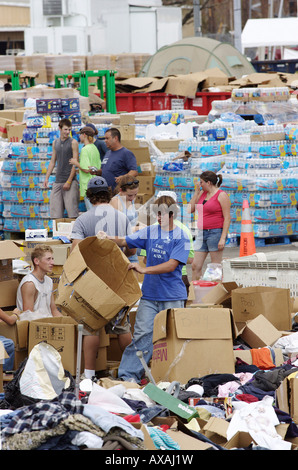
[16, 273, 53, 317]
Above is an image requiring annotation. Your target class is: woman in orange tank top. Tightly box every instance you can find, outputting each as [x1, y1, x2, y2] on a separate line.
[189, 171, 231, 280]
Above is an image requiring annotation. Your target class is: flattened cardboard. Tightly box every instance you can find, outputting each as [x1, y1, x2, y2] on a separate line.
[151, 308, 235, 384]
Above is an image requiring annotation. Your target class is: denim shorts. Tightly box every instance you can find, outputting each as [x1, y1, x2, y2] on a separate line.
[194, 228, 223, 252]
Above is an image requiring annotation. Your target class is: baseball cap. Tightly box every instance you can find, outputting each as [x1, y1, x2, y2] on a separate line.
[85, 123, 98, 135]
[79, 126, 96, 137]
[87, 176, 109, 192]
[156, 190, 177, 202]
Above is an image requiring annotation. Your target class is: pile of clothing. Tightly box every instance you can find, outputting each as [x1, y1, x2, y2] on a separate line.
[1, 343, 298, 451]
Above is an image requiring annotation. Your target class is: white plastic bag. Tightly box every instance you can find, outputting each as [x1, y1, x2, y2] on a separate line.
[202, 263, 222, 281]
[19, 342, 70, 400]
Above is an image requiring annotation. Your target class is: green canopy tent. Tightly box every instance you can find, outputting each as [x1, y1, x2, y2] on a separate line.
[139, 37, 255, 79]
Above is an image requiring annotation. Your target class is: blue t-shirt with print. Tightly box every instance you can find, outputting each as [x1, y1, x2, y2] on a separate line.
[126, 224, 190, 301]
[101, 147, 138, 190]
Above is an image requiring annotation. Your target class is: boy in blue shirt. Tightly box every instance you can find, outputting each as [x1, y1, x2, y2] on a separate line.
[98, 195, 190, 383]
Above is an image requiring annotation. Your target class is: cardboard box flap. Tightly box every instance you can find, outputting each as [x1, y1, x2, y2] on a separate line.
[74, 270, 126, 317]
[0, 240, 25, 261]
[152, 308, 168, 343]
[202, 281, 239, 304]
[62, 242, 88, 283]
[173, 308, 233, 340]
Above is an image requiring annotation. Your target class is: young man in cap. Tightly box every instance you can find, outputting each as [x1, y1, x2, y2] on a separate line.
[70, 176, 136, 379]
[85, 123, 108, 162]
[44, 118, 80, 219]
[69, 126, 101, 211]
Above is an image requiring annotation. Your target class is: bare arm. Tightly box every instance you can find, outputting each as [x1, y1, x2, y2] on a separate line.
[44, 142, 57, 188]
[50, 294, 63, 317]
[129, 259, 179, 275]
[0, 308, 19, 325]
[63, 139, 79, 191]
[218, 192, 231, 250]
[115, 170, 138, 185]
[189, 184, 202, 214]
[20, 282, 37, 312]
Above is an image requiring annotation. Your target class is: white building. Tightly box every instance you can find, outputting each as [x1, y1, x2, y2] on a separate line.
[24, 0, 182, 56]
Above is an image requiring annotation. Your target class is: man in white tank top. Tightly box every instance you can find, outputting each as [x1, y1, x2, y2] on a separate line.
[16, 245, 62, 318]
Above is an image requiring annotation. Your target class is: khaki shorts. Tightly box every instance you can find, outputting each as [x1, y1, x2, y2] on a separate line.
[82, 309, 131, 336]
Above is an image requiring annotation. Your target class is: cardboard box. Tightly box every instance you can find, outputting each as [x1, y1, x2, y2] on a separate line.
[224, 432, 257, 450]
[138, 175, 155, 194]
[121, 139, 151, 167]
[0, 240, 25, 282]
[119, 125, 135, 140]
[0, 117, 16, 139]
[7, 122, 26, 142]
[28, 316, 78, 375]
[250, 132, 285, 142]
[56, 237, 142, 332]
[231, 286, 292, 331]
[151, 308, 235, 384]
[18, 238, 67, 266]
[0, 315, 28, 350]
[135, 193, 152, 206]
[202, 417, 229, 446]
[52, 218, 76, 238]
[237, 314, 282, 349]
[153, 139, 182, 152]
[199, 281, 239, 308]
[0, 279, 19, 308]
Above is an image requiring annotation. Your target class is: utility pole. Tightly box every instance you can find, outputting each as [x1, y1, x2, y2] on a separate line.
[193, 0, 202, 36]
[233, 0, 242, 52]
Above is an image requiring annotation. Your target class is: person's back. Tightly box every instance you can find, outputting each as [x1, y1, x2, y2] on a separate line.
[71, 203, 132, 240]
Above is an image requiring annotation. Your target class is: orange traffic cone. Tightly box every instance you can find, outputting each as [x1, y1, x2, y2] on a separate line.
[239, 199, 256, 257]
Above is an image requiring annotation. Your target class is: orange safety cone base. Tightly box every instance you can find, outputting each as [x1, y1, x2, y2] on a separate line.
[239, 199, 256, 257]
[239, 232, 256, 257]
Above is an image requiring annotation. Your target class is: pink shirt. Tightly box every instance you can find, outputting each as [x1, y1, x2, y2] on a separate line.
[197, 190, 224, 230]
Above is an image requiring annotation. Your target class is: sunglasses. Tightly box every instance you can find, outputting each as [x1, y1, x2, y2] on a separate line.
[121, 180, 139, 187]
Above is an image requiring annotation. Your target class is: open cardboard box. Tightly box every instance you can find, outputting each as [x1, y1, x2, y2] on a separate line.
[232, 286, 292, 331]
[56, 237, 142, 332]
[28, 316, 79, 375]
[151, 307, 235, 384]
[187, 281, 239, 308]
[236, 314, 282, 349]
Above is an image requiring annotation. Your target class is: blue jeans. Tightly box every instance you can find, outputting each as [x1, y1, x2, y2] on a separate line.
[0, 336, 15, 371]
[194, 228, 223, 252]
[118, 298, 185, 382]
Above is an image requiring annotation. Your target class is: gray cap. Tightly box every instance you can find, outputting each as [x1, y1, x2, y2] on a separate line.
[87, 176, 109, 192]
